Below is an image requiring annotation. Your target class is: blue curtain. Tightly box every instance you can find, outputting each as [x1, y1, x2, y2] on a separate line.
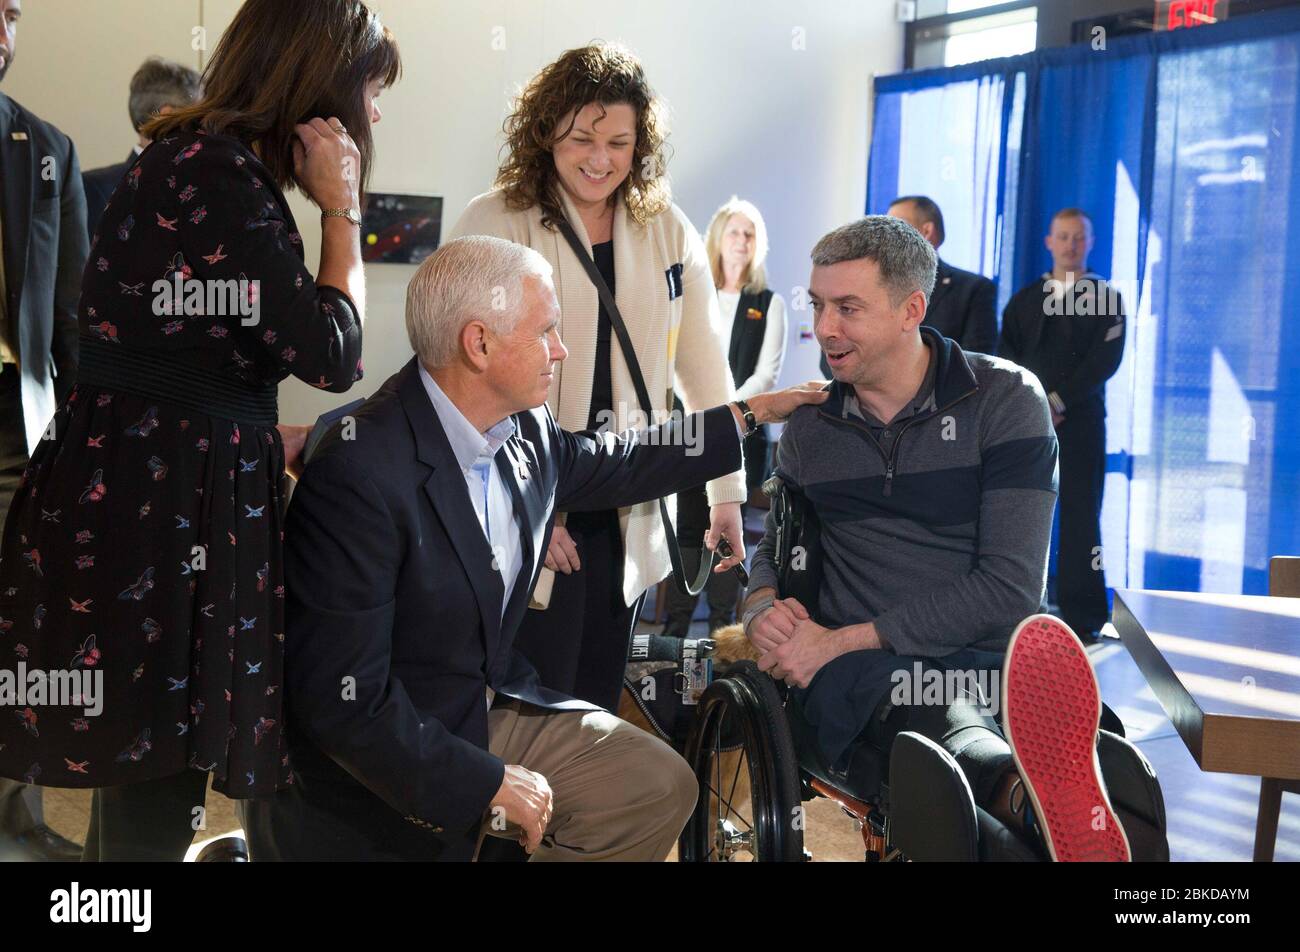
[867, 8, 1300, 596]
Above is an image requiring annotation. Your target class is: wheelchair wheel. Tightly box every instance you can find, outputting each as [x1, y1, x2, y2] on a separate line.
[679, 660, 803, 862]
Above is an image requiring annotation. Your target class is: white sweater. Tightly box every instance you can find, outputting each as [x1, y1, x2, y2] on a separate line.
[715, 289, 787, 401]
[448, 187, 747, 607]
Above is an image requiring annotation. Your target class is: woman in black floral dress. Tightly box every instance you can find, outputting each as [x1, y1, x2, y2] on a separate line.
[0, 0, 400, 860]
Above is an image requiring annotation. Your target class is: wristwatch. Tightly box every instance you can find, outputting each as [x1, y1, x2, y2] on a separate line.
[734, 399, 759, 437]
[322, 207, 362, 227]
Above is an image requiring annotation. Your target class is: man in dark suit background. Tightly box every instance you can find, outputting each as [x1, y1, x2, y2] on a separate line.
[888, 195, 997, 353]
[999, 208, 1125, 643]
[0, 0, 89, 861]
[241, 236, 825, 861]
[81, 56, 201, 240]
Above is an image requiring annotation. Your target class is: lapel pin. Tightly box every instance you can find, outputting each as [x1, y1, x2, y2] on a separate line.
[10, 131, 27, 141]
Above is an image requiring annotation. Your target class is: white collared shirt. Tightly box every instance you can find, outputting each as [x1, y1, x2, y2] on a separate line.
[417, 365, 524, 618]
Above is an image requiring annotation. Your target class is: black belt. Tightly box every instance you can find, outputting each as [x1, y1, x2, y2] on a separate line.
[76, 336, 278, 426]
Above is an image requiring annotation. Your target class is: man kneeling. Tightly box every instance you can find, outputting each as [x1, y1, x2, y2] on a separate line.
[743, 216, 1141, 861]
[242, 236, 824, 861]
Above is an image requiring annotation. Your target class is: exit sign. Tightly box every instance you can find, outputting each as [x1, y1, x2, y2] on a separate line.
[1156, 0, 1229, 30]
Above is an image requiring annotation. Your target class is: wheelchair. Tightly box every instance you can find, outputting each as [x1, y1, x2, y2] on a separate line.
[676, 651, 1153, 863]
[674, 474, 1164, 863]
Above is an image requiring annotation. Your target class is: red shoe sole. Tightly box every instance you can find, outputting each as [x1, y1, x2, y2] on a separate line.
[1001, 615, 1131, 862]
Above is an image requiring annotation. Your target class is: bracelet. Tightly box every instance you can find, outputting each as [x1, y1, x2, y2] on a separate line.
[741, 596, 775, 635]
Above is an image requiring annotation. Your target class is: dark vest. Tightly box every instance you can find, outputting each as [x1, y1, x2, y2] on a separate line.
[727, 288, 774, 389]
[726, 288, 774, 492]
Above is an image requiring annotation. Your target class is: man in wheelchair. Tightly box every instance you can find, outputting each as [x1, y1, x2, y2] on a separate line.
[738, 216, 1166, 862]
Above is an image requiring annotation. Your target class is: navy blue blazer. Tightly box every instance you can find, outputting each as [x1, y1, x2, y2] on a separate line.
[923, 258, 997, 355]
[242, 358, 743, 861]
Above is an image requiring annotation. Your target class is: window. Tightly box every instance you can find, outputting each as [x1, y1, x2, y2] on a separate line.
[908, 2, 1039, 69]
[944, 8, 1039, 64]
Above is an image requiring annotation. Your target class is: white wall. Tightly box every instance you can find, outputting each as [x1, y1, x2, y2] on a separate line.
[5, 0, 902, 424]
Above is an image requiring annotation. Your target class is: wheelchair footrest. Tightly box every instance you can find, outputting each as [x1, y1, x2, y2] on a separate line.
[888, 731, 980, 862]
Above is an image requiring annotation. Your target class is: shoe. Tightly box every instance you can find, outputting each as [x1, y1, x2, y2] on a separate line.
[1001, 614, 1131, 862]
[11, 824, 84, 862]
[192, 835, 249, 862]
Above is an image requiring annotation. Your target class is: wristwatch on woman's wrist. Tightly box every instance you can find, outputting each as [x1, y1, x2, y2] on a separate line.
[322, 207, 362, 226]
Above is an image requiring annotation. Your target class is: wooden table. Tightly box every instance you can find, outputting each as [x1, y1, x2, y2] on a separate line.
[1112, 589, 1300, 860]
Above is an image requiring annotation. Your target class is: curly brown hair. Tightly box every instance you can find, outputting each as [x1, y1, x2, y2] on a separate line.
[495, 42, 673, 228]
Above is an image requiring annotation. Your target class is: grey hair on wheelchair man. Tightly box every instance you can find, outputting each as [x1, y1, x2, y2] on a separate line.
[740, 215, 1167, 861]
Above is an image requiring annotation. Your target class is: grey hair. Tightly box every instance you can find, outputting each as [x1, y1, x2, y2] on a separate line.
[129, 57, 202, 134]
[811, 215, 937, 306]
[406, 235, 554, 368]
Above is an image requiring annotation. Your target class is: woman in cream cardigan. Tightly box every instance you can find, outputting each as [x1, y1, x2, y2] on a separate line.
[448, 42, 746, 712]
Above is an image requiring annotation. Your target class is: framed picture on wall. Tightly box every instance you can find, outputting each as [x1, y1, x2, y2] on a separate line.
[361, 193, 443, 264]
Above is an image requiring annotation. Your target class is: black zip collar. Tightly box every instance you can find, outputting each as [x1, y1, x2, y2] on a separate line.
[817, 328, 980, 497]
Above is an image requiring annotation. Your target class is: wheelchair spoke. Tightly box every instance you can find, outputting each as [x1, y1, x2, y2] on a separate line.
[725, 746, 745, 808]
[703, 780, 753, 833]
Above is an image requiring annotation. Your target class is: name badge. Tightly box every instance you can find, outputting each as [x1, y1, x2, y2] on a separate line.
[10, 132, 27, 141]
[665, 262, 684, 300]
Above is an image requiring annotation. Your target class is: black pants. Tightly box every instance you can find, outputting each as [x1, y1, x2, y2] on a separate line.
[82, 769, 211, 861]
[865, 690, 1014, 809]
[661, 546, 742, 636]
[0, 364, 39, 838]
[1055, 402, 1108, 635]
[512, 508, 643, 712]
[661, 482, 744, 636]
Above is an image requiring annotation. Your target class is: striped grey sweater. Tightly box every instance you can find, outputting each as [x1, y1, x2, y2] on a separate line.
[749, 328, 1059, 657]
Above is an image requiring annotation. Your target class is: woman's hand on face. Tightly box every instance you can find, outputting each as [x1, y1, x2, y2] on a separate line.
[277, 424, 313, 481]
[292, 116, 360, 212]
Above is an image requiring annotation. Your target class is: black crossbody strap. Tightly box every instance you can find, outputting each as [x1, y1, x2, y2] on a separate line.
[556, 217, 717, 597]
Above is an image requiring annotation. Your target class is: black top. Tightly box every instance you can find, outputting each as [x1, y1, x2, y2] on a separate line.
[586, 240, 615, 431]
[998, 274, 1125, 410]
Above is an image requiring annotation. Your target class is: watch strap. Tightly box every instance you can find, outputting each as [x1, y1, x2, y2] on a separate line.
[734, 399, 759, 436]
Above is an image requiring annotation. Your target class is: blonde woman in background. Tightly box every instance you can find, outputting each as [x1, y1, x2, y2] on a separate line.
[448, 43, 746, 713]
[662, 197, 787, 636]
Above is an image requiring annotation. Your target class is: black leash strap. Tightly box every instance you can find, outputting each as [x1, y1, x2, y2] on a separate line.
[556, 217, 721, 597]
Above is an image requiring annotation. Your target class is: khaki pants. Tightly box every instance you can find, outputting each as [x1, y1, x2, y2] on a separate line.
[475, 698, 697, 862]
